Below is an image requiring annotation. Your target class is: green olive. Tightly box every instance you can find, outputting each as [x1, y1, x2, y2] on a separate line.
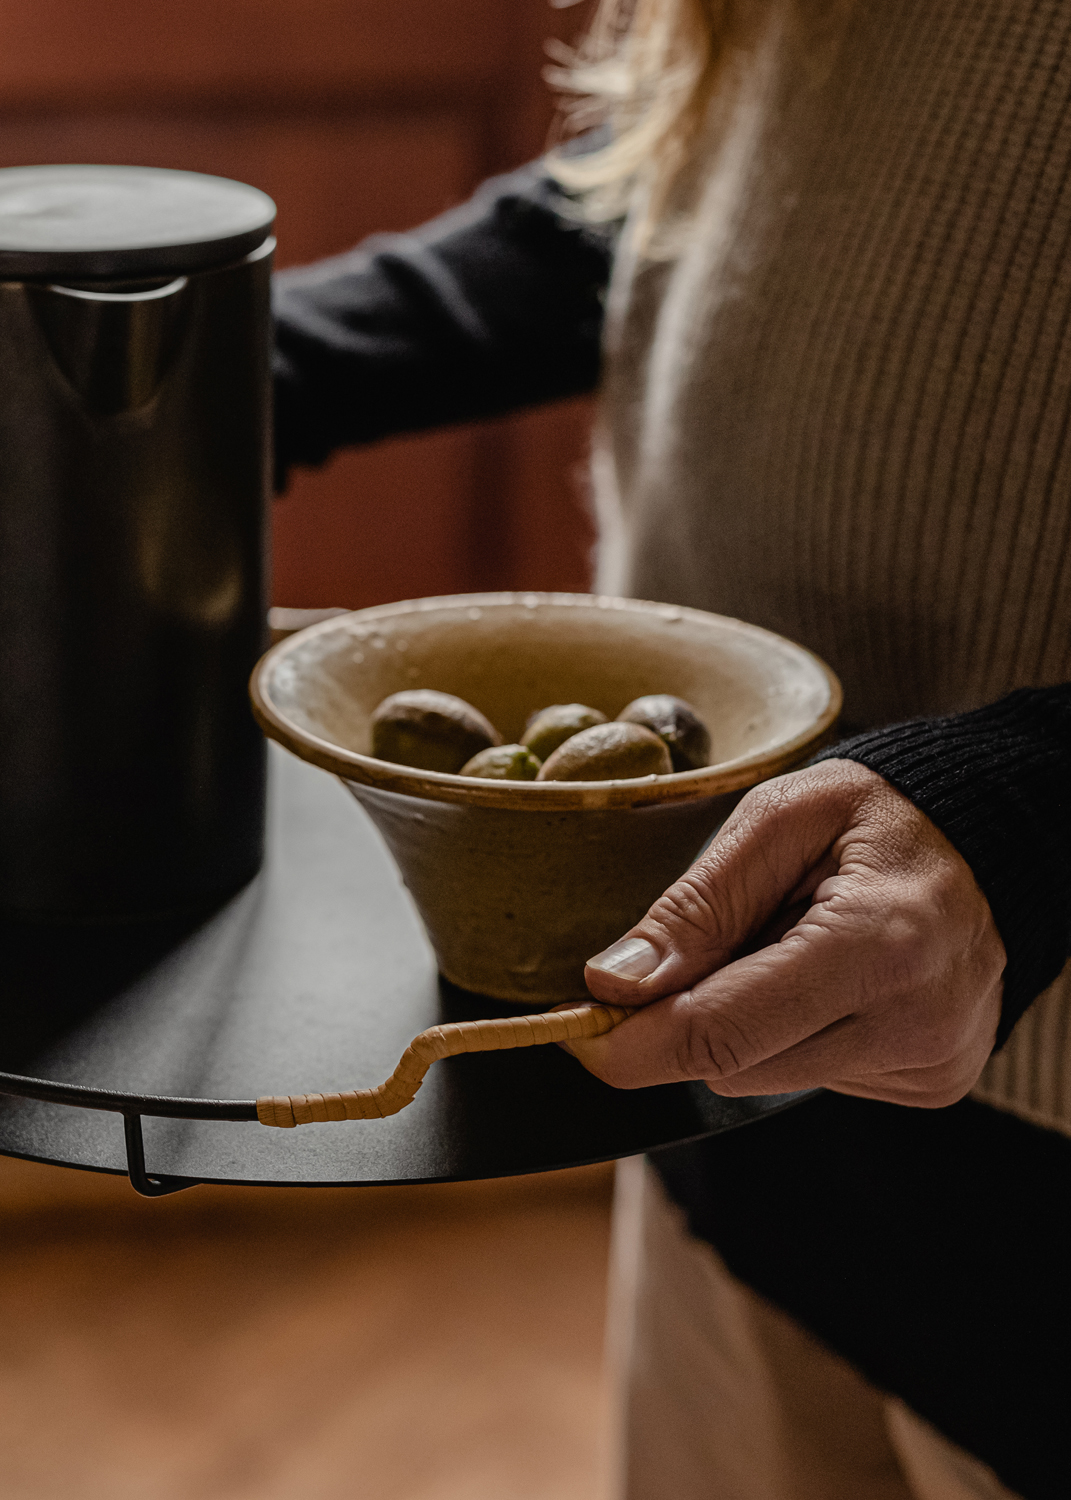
[521, 703, 608, 762]
[460, 744, 542, 780]
[617, 694, 711, 772]
[371, 689, 501, 774]
[536, 722, 672, 781]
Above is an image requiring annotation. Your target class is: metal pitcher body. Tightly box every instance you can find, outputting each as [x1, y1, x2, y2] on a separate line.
[0, 170, 274, 920]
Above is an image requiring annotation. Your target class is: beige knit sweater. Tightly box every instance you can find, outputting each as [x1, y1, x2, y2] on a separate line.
[593, 0, 1071, 1136]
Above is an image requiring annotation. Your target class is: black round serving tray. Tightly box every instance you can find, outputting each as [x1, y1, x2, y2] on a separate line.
[0, 746, 814, 1195]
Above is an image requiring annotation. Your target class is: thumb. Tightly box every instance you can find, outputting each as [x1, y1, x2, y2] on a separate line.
[583, 771, 846, 1006]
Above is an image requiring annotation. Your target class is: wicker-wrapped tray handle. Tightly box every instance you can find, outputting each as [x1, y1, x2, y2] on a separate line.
[257, 1001, 632, 1128]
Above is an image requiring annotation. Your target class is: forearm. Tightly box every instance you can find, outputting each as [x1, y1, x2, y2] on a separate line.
[272, 162, 614, 482]
[816, 686, 1071, 1043]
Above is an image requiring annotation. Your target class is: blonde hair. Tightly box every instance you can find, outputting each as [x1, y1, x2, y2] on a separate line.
[547, 0, 849, 251]
[546, 0, 745, 249]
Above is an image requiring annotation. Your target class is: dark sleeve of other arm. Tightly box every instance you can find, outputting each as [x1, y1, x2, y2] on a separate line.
[815, 685, 1071, 1045]
[272, 162, 615, 483]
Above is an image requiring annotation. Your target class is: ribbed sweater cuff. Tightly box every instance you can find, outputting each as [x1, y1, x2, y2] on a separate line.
[814, 687, 1071, 1046]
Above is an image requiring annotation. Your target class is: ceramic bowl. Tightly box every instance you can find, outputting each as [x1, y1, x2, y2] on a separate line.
[250, 592, 841, 1004]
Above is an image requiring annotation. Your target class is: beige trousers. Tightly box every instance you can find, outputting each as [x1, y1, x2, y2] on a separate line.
[607, 1157, 1022, 1500]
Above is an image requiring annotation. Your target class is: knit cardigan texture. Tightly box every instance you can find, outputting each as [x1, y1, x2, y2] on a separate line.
[593, 0, 1071, 1130]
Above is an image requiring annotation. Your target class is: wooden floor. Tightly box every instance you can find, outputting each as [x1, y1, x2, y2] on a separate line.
[0, 1157, 614, 1499]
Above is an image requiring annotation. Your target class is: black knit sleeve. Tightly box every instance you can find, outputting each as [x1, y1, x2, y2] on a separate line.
[815, 686, 1071, 1045]
[272, 161, 615, 485]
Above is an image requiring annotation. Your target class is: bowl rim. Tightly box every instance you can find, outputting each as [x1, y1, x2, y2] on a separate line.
[249, 591, 843, 810]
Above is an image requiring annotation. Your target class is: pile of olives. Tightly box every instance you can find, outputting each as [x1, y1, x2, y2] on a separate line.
[370, 689, 711, 782]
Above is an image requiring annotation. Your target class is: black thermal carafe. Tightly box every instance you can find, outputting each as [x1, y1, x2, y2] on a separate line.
[0, 165, 276, 920]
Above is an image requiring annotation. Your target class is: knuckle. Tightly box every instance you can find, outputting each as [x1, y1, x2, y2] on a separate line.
[728, 771, 818, 834]
[920, 1019, 965, 1066]
[877, 910, 931, 987]
[647, 873, 724, 945]
[914, 1065, 976, 1108]
[712, 779, 791, 851]
[676, 1003, 753, 1083]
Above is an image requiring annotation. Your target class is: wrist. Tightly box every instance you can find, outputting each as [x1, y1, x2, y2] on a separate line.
[814, 688, 1071, 1045]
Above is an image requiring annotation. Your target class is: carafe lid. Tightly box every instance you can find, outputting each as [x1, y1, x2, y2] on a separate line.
[0, 165, 276, 279]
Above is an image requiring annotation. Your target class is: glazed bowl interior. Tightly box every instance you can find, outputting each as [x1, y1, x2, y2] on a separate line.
[252, 591, 841, 807]
[251, 593, 842, 1002]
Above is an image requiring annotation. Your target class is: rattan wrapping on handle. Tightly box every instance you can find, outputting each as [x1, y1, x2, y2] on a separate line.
[256, 1002, 632, 1128]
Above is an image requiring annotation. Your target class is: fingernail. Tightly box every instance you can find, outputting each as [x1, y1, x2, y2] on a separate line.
[586, 936, 660, 981]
